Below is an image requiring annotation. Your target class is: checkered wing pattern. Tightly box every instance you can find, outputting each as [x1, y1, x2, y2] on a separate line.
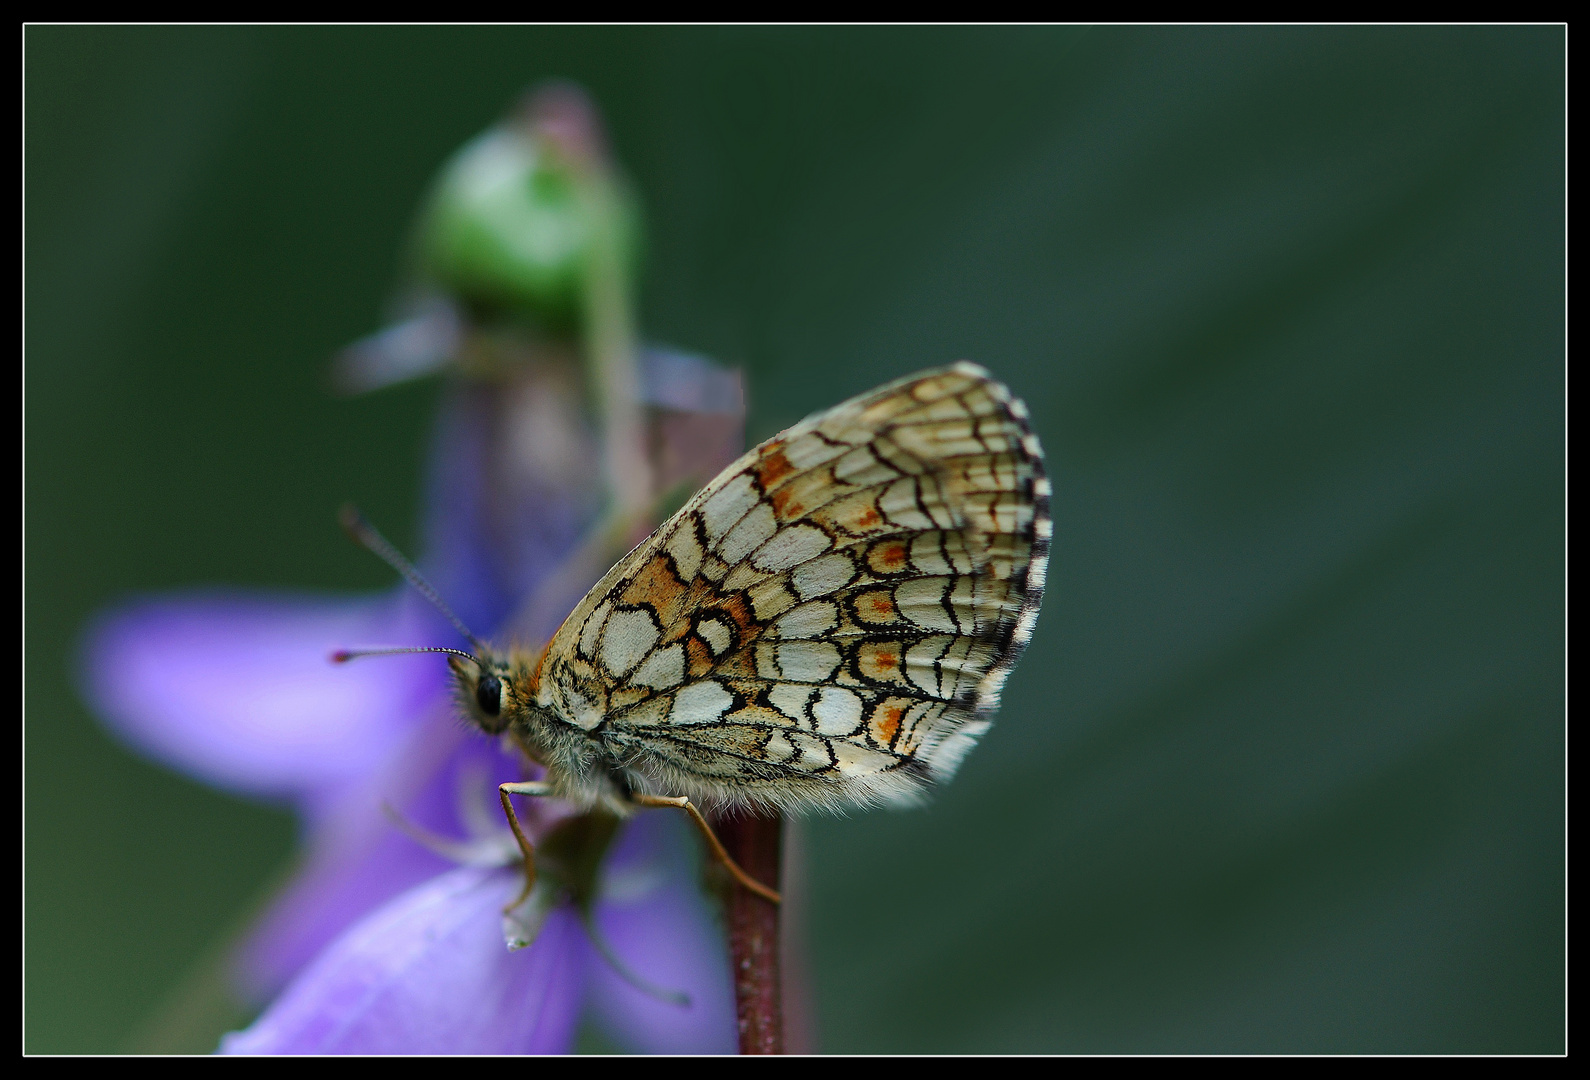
[533, 363, 1051, 811]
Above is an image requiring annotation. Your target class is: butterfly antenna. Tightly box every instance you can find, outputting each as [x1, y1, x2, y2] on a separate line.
[332, 646, 484, 666]
[339, 504, 488, 655]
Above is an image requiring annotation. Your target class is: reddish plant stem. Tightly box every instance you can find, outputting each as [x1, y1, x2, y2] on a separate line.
[715, 810, 784, 1054]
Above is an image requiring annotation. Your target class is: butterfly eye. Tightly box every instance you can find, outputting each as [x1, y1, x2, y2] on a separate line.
[476, 674, 503, 718]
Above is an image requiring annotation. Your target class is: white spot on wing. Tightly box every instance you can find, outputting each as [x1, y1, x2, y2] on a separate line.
[772, 600, 837, 639]
[748, 580, 796, 621]
[776, 641, 841, 682]
[751, 523, 831, 572]
[717, 502, 777, 564]
[764, 730, 796, 763]
[579, 599, 611, 660]
[767, 683, 813, 722]
[833, 444, 899, 486]
[672, 680, 734, 724]
[720, 561, 762, 592]
[878, 478, 934, 529]
[600, 608, 660, 677]
[786, 730, 833, 769]
[665, 520, 704, 580]
[697, 616, 734, 656]
[893, 577, 956, 631]
[791, 552, 855, 600]
[810, 686, 863, 736]
[699, 472, 759, 540]
[630, 643, 685, 689]
[908, 533, 951, 575]
[782, 431, 848, 469]
[905, 637, 952, 696]
[830, 739, 896, 776]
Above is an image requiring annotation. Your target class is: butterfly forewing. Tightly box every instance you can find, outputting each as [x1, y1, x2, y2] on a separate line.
[534, 363, 1050, 812]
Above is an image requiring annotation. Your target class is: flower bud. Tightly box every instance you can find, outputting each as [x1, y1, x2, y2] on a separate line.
[415, 85, 641, 332]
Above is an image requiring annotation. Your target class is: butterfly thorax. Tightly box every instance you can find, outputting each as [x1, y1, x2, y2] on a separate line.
[510, 700, 634, 814]
[449, 647, 630, 814]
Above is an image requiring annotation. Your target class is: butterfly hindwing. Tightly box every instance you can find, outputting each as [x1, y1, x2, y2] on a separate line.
[533, 363, 1050, 811]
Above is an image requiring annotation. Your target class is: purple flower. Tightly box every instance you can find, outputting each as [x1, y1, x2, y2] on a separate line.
[216, 809, 737, 1054]
[83, 347, 747, 1053]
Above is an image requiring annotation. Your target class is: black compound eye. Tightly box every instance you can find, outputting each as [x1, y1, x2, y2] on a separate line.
[475, 674, 503, 717]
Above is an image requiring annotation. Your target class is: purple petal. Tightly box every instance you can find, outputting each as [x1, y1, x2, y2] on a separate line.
[640, 346, 744, 416]
[332, 295, 462, 393]
[82, 589, 451, 803]
[583, 813, 737, 1054]
[236, 718, 547, 1001]
[421, 380, 599, 639]
[220, 865, 587, 1055]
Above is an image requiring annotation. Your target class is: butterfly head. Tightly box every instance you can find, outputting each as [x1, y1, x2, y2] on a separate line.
[447, 640, 554, 741]
[448, 650, 517, 736]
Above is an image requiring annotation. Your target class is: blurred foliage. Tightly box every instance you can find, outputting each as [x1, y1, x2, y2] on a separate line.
[26, 26, 1562, 1053]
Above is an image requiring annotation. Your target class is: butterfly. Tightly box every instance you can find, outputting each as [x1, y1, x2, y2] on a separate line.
[343, 362, 1049, 903]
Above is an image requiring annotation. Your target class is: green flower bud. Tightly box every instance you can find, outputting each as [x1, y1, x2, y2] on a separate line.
[415, 99, 641, 333]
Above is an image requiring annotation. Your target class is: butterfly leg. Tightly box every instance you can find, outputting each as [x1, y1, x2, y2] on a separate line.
[499, 781, 553, 911]
[629, 793, 783, 904]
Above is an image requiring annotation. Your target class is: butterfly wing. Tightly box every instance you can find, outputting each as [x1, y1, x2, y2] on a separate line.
[534, 363, 1051, 812]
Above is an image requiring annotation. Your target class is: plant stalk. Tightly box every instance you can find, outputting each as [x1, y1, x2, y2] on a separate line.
[716, 811, 784, 1054]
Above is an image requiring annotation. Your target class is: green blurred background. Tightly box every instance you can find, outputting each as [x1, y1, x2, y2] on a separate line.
[25, 27, 1563, 1053]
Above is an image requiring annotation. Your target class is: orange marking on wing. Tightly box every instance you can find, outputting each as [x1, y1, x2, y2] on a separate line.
[660, 578, 722, 641]
[871, 701, 904, 745]
[869, 540, 909, 574]
[713, 647, 759, 679]
[720, 594, 760, 636]
[685, 636, 715, 677]
[858, 641, 904, 683]
[770, 487, 807, 520]
[815, 491, 888, 536]
[622, 554, 689, 624]
[756, 444, 795, 489]
[856, 589, 897, 624]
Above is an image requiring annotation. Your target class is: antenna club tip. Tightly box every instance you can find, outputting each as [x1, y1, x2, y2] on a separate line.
[330, 649, 355, 664]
